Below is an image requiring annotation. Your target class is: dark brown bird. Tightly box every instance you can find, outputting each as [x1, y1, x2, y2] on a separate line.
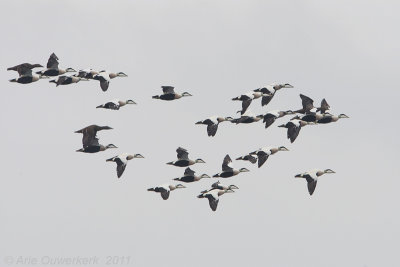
[74, 125, 113, 149]
[7, 63, 43, 75]
[294, 94, 315, 114]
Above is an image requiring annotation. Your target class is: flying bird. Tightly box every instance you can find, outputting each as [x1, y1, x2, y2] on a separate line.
[317, 114, 349, 124]
[152, 86, 192, 101]
[167, 147, 205, 167]
[195, 116, 233, 137]
[295, 169, 336, 195]
[235, 154, 258, 164]
[197, 188, 235, 211]
[96, 99, 136, 110]
[36, 53, 76, 76]
[77, 69, 99, 79]
[173, 167, 210, 183]
[249, 146, 289, 168]
[200, 181, 239, 194]
[213, 154, 249, 178]
[9, 66, 48, 84]
[7, 63, 43, 73]
[232, 91, 270, 115]
[253, 82, 293, 106]
[278, 120, 314, 143]
[294, 94, 315, 114]
[49, 75, 87, 86]
[148, 184, 186, 200]
[74, 125, 113, 149]
[106, 153, 144, 178]
[230, 111, 264, 124]
[316, 98, 330, 114]
[93, 70, 128, 92]
[263, 110, 295, 129]
[76, 139, 117, 153]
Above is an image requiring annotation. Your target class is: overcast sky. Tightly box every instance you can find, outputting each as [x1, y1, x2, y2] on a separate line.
[0, 1, 399, 266]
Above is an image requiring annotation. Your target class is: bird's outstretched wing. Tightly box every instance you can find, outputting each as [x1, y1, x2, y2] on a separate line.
[257, 151, 269, 168]
[263, 114, 276, 129]
[318, 98, 330, 114]
[222, 155, 233, 172]
[162, 86, 175, 94]
[207, 124, 218, 137]
[47, 53, 59, 69]
[300, 94, 314, 112]
[176, 147, 189, 160]
[307, 179, 317, 195]
[208, 196, 219, 211]
[115, 158, 126, 178]
[184, 167, 195, 176]
[287, 123, 301, 143]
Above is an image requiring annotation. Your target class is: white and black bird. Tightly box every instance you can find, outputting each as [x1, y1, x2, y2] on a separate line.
[213, 155, 249, 178]
[278, 119, 314, 143]
[232, 91, 270, 115]
[173, 167, 211, 183]
[249, 146, 289, 168]
[77, 68, 99, 79]
[148, 184, 186, 200]
[230, 111, 264, 124]
[49, 75, 86, 86]
[197, 188, 235, 211]
[76, 139, 117, 153]
[295, 169, 336, 195]
[317, 114, 349, 124]
[36, 53, 76, 76]
[291, 112, 326, 123]
[106, 153, 144, 178]
[9, 65, 48, 84]
[263, 110, 295, 129]
[152, 86, 192, 101]
[167, 147, 205, 167]
[195, 116, 233, 137]
[200, 181, 239, 194]
[93, 70, 128, 92]
[96, 99, 136, 110]
[235, 154, 258, 164]
[253, 82, 294, 106]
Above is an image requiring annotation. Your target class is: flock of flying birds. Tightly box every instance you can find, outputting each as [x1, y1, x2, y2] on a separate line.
[7, 53, 349, 211]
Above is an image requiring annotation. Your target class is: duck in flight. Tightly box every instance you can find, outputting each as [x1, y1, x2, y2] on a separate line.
[232, 91, 270, 115]
[253, 82, 293, 106]
[9, 65, 48, 84]
[96, 99, 136, 110]
[249, 146, 289, 168]
[200, 181, 239, 194]
[197, 188, 235, 211]
[74, 125, 113, 151]
[213, 154, 249, 178]
[317, 114, 349, 124]
[167, 147, 205, 167]
[263, 110, 295, 129]
[278, 119, 314, 143]
[195, 116, 233, 137]
[152, 86, 192, 101]
[295, 169, 336, 195]
[173, 167, 210, 183]
[93, 70, 128, 92]
[36, 53, 76, 76]
[148, 184, 186, 200]
[106, 153, 144, 178]
[230, 111, 264, 124]
[49, 75, 87, 86]
[294, 94, 315, 114]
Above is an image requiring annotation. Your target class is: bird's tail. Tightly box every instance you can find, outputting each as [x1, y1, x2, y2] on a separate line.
[195, 121, 203, 125]
[166, 161, 174, 165]
[278, 124, 286, 128]
[152, 95, 160, 99]
[213, 174, 219, 177]
[9, 79, 17, 82]
[147, 188, 155, 192]
[197, 194, 205, 198]
[232, 97, 240, 101]
[76, 148, 84, 152]
[295, 174, 302, 178]
[173, 178, 180, 181]
[106, 158, 114, 162]
[49, 80, 57, 84]
[96, 105, 104, 109]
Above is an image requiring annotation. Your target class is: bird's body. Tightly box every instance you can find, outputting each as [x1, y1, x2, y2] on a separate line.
[263, 110, 294, 129]
[173, 167, 210, 183]
[317, 114, 349, 124]
[152, 86, 192, 101]
[96, 99, 136, 110]
[76, 143, 117, 153]
[291, 112, 326, 123]
[295, 169, 336, 195]
[148, 184, 185, 200]
[230, 112, 264, 124]
[195, 116, 232, 136]
[49, 75, 84, 86]
[236, 154, 258, 164]
[77, 69, 99, 79]
[75, 124, 113, 149]
[106, 153, 144, 178]
[36, 53, 76, 77]
[278, 119, 313, 143]
[167, 147, 205, 167]
[201, 181, 239, 194]
[253, 82, 293, 106]
[213, 154, 249, 178]
[249, 146, 289, 168]
[9, 65, 47, 84]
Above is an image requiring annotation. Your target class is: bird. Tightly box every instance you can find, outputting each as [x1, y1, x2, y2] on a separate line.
[49, 75, 86, 86]
[173, 167, 211, 183]
[263, 110, 295, 129]
[200, 180, 239, 194]
[253, 82, 294, 106]
[230, 111, 264, 124]
[96, 99, 136, 110]
[232, 91, 270, 115]
[152, 86, 192, 101]
[93, 70, 128, 92]
[249, 146, 289, 168]
[316, 98, 330, 114]
[36, 53, 76, 76]
[9, 66, 48, 84]
[294, 94, 315, 114]
[213, 154, 250, 178]
[278, 120, 314, 143]
[317, 114, 349, 124]
[76, 139, 117, 153]
[197, 188, 235, 211]
[290, 112, 326, 123]
[106, 153, 144, 178]
[167, 147, 205, 167]
[74, 125, 113, 149]
[235, 154, 258, 164]
[148, 184, 186, 200]
[7, 62, 43, 76]
[77, 68, 99, 79]
[195, 116, 233, 137]
[295, 169, 336, 195]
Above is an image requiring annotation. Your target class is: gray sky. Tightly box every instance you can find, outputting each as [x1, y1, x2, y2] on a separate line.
[0, 1, 399, 266]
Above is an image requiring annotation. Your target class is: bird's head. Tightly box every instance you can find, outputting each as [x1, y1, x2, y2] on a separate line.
[239, 168, 250, 173]
[106, 144, 118, 149]
[195, 159, 206, 164]
[126, 99, 137, 105]
[182, 92, 192, 97]
[338, 114, 349, 119]
[229, 185, 239, 190]
[324, 169, 336, 174]
[65, 68, 76, 73]
[200, 174, 211, 178]
[175, 184, 186, 189]
[278, 146, 289, 151]
[117, 72, 128, 77]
